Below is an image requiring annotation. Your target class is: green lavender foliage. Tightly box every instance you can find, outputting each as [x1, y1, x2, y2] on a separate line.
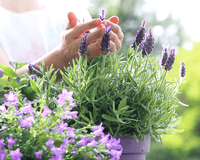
[60, 46, 187, 144]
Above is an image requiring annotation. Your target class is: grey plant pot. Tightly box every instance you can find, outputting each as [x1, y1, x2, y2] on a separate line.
[117, 134, 151, 160]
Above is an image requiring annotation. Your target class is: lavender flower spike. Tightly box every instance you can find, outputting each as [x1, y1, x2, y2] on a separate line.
[131, 19, 146, 49]
[0, 68, 4, 78]
[161, 45, 169, 66]
[141, 40, 147, 56]
[145, 28, 154, 54]
[180, 61, 186, 78]
[164, 49, 175, 71]
[100, 10, 106, 21]
[79, 33, 89, 55]
[101, 24, 113, 54]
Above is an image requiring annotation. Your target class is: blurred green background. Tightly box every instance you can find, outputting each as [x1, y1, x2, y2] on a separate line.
[87, 0, 200, 159]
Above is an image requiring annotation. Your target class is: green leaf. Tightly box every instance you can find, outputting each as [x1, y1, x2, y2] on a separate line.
[118, 106, 129, 114]
[80, 114, 91, 123]
[102, 114, 117, 122]
[0, 65, 17, 77]
[117, 96, 127, 111]
[30, 78, 41, 95]
[60, 70, 77, 90]
[93, 104, 97, 121]
[170, 117, 182, 127]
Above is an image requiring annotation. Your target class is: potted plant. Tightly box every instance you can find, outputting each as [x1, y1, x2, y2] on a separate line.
[0, 66, 123, 159]
[0, 9, 189, 159]
[58, 10, 189, 159]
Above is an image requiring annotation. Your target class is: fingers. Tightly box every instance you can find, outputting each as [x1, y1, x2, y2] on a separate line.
[108, 16, 119, 24]
[68, 19, 102, 39]
[88, 25, 121, 53]
[106, 20, 124, 42]
[65, 12, 78, 30]
[84, 38, 116, 60]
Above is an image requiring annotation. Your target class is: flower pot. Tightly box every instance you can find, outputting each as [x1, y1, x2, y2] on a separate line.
[117, 134, 151, 160]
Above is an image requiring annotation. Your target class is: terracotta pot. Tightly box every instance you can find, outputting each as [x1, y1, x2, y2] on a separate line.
[117, 134, 151, 160]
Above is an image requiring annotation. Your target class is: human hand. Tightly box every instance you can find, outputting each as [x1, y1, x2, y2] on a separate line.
[93, 16, 124, 54]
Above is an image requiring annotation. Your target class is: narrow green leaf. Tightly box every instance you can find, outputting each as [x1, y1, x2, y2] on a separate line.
[80, 114, 90, 123]
[117, 96, 127, 111]
[30, 78, 41, 95]
[102, 114, 117, 122]
[60, 70, 77, 90]
[118, 106, 129, 114]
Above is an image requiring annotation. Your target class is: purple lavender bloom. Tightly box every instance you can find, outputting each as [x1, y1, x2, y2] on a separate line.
[92, 122, 103, 131]
[180, 61, 186, 78]
[28, 63, 37, 74]
[100, 10, 106, 21]
[9, 85, 13, 90]
[99, 133, 110, 144]
[87, 140, 97, 147]
[109, 149, 123, 160]
[62, 138, 70, 147]
[131, 20, 146, 49]
[101, 25, 113, 54]
[0, 69, 4, 78]
[24, 97, 27, 104]
[19, 116, 34, 129]
[164, 49, 175, 71]
[141, 40, 147, 56]
[58, 89, 74, 108]
[0, 149, 6, 160]
[161, 45, 169, 66]
[20, 103, 34, 116]
[67, 127, 76, 138]
[106, 137, 122, 150]
[42, 106, 52, 118]
[57, 122, 68, 134]
[46, 139, 55, 148]
[4, 91, 18, 103]
[6, 136, 17, 148]
[145, 28, 154, 54]
[10, 148, 23, 160]
[61, 110, 78, 120]
[79, 33, 89, 55]
[35, 150, 43, 159]
[0, 138, 6, 148]
[77, 136, 91, 146]
[93, 126, 104, 137]
[51, 145, 65, 157]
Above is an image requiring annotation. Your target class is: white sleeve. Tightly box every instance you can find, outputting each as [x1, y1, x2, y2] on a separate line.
[44, 0, 92, 24]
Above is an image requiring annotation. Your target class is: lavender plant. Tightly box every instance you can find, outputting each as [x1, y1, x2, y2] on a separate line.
[60, 11, 188, 144]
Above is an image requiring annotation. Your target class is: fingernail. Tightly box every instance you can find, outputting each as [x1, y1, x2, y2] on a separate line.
[109, 17, 119, 24]
[93, 19, 101, 25]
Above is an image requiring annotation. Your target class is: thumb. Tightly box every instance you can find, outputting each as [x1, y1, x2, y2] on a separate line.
[65, 12, 78, 30]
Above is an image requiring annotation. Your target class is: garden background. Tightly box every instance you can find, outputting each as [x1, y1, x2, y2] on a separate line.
[86, 0, 200, 159]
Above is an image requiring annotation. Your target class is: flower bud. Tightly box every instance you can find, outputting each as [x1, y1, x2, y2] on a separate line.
[145, 28, 154, 54]
[141, 40, 147, 56]
[179, 61, 186, 78]
[131, 20, 146, 49]
[164, 49, 175, 71]
[79, 33, 89, 55]
[0, 68, 4, 78]
[100, 10, 106, 21]
[161, 45, 169, 66]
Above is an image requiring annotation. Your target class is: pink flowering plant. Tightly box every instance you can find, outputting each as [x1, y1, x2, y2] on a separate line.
[0, 70, 122, 159]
